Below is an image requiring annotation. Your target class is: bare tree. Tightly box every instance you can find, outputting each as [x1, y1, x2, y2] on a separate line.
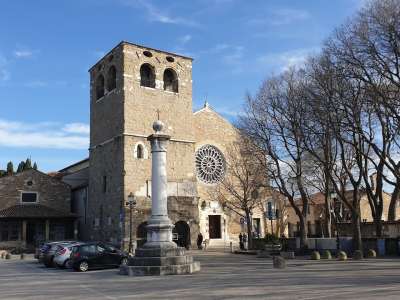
[326, 0, 400, 221]
[211, 136, 267, 250]
[240, 69, 314, 250]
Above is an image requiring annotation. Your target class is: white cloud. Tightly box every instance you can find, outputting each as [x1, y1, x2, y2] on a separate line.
[24, 80, 48, 88]
[121, 0, 200, 27]
[178, 34, 192, 45]
[14, 50, 33, 58]
[270, 9, 310, 25]
[92, 50, 106, 58]
[248, 8, 310, 26]
[257, 48, 319, 72]
[0, 119, 89, 150]
[221, 46, 245, 74]
[62, 123, 90, 135]
[215, 106, 243, 118]
[0, 54, 9, 81]
[0, 69, 10, 81]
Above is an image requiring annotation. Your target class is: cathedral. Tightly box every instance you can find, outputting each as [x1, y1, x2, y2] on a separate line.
[61, 41, 268, 250]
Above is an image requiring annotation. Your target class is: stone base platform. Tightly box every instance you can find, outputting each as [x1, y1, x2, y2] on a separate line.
[119, 247, 201, 276]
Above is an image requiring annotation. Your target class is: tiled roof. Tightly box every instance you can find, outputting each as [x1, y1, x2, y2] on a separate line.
[0, 204, 76, 219]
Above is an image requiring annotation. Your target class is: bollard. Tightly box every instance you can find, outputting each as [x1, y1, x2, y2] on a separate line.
[230, 241, 233, 253]
[20, 253, 25, 260]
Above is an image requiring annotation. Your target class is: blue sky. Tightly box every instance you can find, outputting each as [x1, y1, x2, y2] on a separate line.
[0, 0, 363, 172]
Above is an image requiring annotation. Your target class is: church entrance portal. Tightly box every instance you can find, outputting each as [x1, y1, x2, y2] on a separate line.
[208, 215, 221, 239]
[173, 221, 191, 249]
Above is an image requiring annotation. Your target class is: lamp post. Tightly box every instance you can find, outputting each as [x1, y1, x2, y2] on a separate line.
[126, 192, 137, 255]
[330, 191, 340, 252]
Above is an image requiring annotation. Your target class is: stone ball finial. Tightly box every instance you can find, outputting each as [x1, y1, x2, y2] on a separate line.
[153, 120, 165, 133]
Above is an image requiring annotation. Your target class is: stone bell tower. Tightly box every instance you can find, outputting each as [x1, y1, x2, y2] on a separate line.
[87, 41, 198, 247]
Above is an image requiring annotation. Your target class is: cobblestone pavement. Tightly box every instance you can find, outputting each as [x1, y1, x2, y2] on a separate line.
[0, 251, 400, 299]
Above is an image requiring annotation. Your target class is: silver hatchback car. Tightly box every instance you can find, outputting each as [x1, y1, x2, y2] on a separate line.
[53, 242, 82, 268]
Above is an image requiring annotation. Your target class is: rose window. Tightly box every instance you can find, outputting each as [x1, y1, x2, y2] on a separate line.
[195, 145, 226, 184]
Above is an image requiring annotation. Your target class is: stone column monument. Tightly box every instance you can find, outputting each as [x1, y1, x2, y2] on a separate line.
[120, 120, 200, 276]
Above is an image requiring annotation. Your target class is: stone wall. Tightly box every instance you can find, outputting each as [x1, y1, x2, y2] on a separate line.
[0, 169, 71, 212]
[87, 139, 125, 244]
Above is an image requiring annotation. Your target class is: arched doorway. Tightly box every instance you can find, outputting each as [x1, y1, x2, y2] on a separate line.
[136, 221, 147, 248]
[173, 221, 191, 249]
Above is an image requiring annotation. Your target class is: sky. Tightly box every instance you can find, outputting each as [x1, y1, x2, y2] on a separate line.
[0, 0, 364, 172]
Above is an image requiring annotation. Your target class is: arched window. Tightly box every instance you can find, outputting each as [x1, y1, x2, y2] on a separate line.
[140, 64, 155, 88]
[96, 74, 105, 99]
[106, 66, 116, 92]
[163, 68, 178, 93]
[137, 144, 144, 159]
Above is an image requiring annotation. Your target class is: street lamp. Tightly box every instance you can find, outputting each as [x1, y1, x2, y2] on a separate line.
[126, 192, 137, 255]
[329, 191, 340, 252]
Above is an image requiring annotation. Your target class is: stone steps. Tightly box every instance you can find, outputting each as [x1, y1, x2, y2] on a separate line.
[121, 246, 200, 276]
[120, 261, 200, 276]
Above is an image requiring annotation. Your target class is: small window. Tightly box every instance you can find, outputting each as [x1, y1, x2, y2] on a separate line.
[140, 64, 156, 88]
[137, 145, 144, 159]
[163, 68, 178, 92]
[143, 50, 153, 57]
[106, 66, 116, 92]
[21, 192, 38, 203]
[166, 56, 174, 62]
[96, 74, 105, 99]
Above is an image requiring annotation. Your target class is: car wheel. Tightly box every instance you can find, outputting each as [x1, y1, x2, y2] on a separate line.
[78, 261, 89, 272]
[63, 259, 70, 269]
[120, 258, 128, 265]
[44, 259, 53, 268]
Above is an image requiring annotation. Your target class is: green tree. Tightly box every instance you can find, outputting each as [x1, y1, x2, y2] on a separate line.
[24, 158, 32, 170]
[6, 161, 14, 175]
[17, 161, 25, 173]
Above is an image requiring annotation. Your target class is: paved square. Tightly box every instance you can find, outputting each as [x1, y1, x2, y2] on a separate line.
[0, 251, 400, 299]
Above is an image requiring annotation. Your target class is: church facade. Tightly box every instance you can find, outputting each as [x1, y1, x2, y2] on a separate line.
[72, 41, 268, 249]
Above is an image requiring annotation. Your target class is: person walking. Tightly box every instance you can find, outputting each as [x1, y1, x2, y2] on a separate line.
[197, 232, 204, 250]
[239, 233, 244, 250]
[243, 233, 248, 250]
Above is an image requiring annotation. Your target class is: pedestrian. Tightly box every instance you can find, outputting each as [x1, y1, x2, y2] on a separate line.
[197, 232, 203, 250]
[239, 233, 244, 250]
[243, 233, 248, 250]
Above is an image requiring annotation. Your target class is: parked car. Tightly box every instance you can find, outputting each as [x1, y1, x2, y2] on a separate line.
[38, 242, 60, 263]
[53, 242, 83, 268]
[42, 241, 77, 267]
[70, 242, 128, 272]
